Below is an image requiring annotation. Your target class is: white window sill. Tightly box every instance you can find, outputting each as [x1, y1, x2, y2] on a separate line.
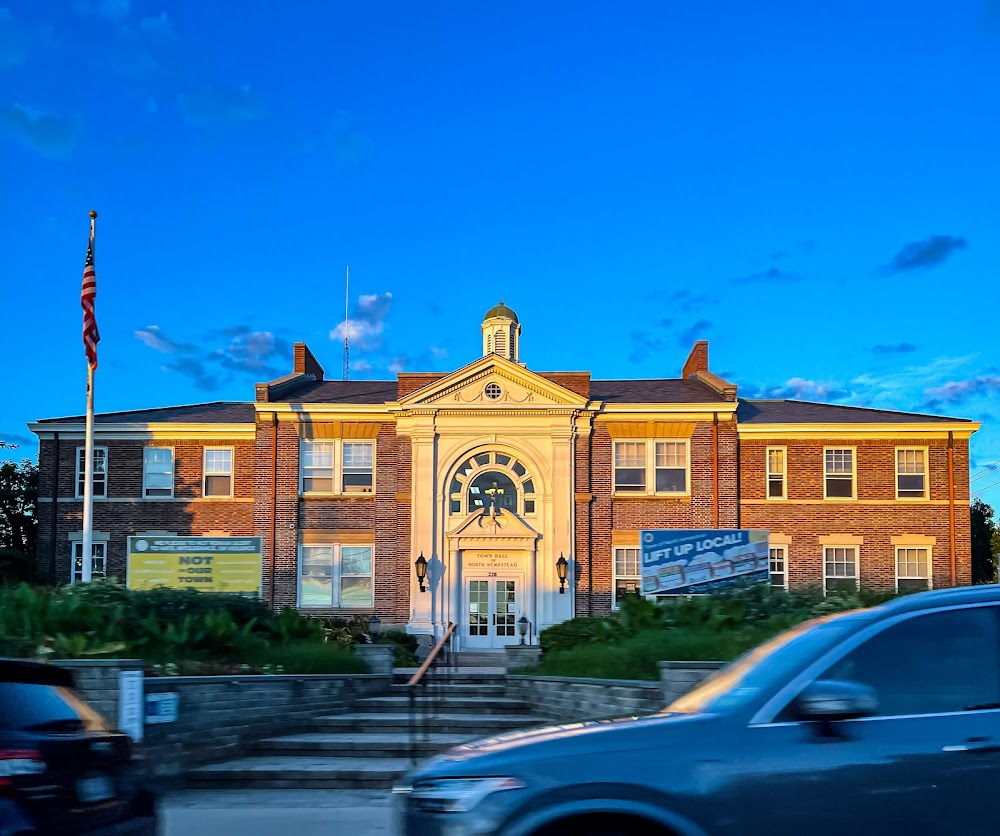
[300, 492, 375, 499]
[612, 492, 692, 500]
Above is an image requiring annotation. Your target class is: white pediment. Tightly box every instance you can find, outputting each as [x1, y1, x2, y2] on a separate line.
[399, 355, 588, 408]
[446, 508, 540, 548]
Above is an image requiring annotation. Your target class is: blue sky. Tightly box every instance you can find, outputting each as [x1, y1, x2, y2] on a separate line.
[2, 0, 999, 500]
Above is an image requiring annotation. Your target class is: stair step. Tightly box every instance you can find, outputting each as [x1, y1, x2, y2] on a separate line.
[314, 712, 542, 733]
[389, 683, 506, 696]
[356, 696, 528, 713]
[254, 732, 474, 756]
[188, 756, 412, 789]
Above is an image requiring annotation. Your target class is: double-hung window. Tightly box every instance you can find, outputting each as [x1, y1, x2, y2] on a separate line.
[769, 546, 788, 589]
[75, 447, 107, 499]
[342, 442, 374, 493]
[614, 440, 689, 495]
[299, 543, 374, 608]
[766, 447, 786, 499]
[613, 547, 641, 608]
[203, 448, 233, 497]
[896, 448, 927, 499]
[72, 541, 107, 583]
[824, 448, 855, 499]
[300, 441, 335, 492]
[143, 447, 174, 498]
[824, 546, 858, 595]
[896, 547, 931, 592]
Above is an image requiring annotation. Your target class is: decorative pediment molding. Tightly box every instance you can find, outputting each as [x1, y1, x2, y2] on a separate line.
[446, 509, 540, 548]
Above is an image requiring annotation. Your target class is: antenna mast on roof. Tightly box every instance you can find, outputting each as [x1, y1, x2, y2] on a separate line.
[343, 265, 350, 381]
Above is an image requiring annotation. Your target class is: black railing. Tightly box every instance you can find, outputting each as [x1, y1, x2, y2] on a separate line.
[408, 622, 457, 766]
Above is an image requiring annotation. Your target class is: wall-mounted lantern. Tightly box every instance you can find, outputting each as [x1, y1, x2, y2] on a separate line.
[518, 615, 530, 645]
[556, 553, 569, 594]
[414, 552, 428, 593]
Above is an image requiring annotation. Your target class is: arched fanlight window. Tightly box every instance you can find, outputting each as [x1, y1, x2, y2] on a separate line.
[448, 452, 538, 516]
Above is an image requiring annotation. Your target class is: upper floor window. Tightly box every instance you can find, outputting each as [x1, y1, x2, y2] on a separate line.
[300, 439, 375, 495]
[614, 440, 689, 495]
[824, 448, 855, 499]
[767, 447, 786, 499]
[448, 452, 537, 516]
[203, 447, 233, 497]
[301, 441, 335, 492]
[896, 448, 927, 499]
[342, 442, 374, 493]
[75, 447, 107, 499]
[143, 447, 174, 498]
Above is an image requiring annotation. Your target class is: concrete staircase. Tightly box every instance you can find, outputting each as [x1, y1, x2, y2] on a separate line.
[188, 673, 544, 789]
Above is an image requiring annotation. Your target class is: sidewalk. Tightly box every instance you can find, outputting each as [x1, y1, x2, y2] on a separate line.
[161, 789, 395, 836]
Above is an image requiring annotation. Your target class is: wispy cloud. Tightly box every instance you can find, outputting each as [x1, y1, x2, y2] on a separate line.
[743, 377, 849, 401]
[352, 359, 373, 373]
[430, 346, 448, 360]
[923, 375, 1000, 409]
[731, 266, 801, 285]
[0, 7, 26, 70]
[135, 323, 293, 390]
[677, 319, 712, 347]
[880, 235, 967, 275]
[179, 85, 264, 126]
[628, 331, 665, 363]
[643, 289, 714, 312]
[388, 357, 408, 374]
[331, 292, 393, 351]
[871, 342, 918, 355]
[0, 104, 80, 157]
[0, 431, 33, 449]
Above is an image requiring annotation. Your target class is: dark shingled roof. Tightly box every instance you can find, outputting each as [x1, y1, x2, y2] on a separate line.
[737, 400, 971, 424]
[37, 402, 255, 425]
[590, 379, 728, 403]
[279, 380, 399, 404]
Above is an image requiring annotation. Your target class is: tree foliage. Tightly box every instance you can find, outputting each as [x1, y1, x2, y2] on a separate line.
[971, 498, 998, 584]
[0, 457, 38, 555]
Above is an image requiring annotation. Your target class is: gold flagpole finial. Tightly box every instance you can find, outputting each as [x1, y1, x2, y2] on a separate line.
[89, 210, 98, 219]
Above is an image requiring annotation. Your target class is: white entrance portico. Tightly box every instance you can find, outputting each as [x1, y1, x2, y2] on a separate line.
[447, 511, 540, 649]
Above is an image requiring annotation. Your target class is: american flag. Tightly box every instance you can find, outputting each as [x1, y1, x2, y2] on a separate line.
[81, 219, 99, 369]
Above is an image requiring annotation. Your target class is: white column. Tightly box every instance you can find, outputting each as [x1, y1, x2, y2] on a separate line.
[408, 425, 437, 634]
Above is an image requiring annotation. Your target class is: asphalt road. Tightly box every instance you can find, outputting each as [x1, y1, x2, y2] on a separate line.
[160, 789, 396, 836]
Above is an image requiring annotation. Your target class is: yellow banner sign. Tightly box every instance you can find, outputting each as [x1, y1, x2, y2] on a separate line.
[126, 536, 262, 594]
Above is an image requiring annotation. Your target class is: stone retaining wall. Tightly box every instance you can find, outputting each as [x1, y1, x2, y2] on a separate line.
[507, 661, 727, 721]
[61, 660, 391, 780]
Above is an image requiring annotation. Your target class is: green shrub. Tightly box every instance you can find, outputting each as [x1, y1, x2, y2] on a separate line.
[243, 641, 369, 674]
[380, 630, 419, 667]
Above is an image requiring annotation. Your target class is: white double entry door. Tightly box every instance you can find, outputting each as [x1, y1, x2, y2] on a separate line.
[464, 575, 523, 650]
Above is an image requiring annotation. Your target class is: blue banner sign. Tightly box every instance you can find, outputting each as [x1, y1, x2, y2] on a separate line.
[641, 529, 770, 595]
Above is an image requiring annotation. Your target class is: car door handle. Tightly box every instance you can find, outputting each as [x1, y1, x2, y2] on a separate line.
[943, 737, 1000, 754]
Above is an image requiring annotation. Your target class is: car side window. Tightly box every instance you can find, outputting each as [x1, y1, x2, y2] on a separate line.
[817, 606, 1000, 718]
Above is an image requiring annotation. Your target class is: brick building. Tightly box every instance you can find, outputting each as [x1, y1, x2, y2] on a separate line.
[30, 302, 979, 650]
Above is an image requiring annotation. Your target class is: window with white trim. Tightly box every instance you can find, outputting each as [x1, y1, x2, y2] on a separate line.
[203, 448, 233, 497]
[769, 546, 787, 589]
[614, 440, 689, 495]
[896, 547, 931, 593]
[613, 547, 641, 608]
[299, 543, 374, 608]
[342, 442, 374, 493]
[75, 447, 107, 499]
[766, 447, 786, 499]
[300, 441, 335, 493]
[824, 546, 858, 595]
[72, 541, 107, 583]
[896, 448, 927, 499]
[142, 447, 174, 498]
[824, 448, 855, 499]
[448, 452, 537, 515]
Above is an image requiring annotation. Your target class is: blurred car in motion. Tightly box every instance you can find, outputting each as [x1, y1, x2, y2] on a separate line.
[398, 585, 1000, 836]
[0, 659, 156, 835]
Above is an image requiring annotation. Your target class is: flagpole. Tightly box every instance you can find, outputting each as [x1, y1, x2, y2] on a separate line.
[81, 210, 97, 583]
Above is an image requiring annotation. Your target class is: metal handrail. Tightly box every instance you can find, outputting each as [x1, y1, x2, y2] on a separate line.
[408, 622, 457, 765]
[407, 622, 456, 687]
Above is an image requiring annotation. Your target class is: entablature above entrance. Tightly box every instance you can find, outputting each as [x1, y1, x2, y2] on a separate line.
[446, 509, 540, 552]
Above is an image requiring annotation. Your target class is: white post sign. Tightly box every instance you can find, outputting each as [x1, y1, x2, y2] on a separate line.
[118, 670, 144, 742]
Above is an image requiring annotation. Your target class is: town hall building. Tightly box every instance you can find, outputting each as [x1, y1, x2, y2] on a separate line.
[30, 303, 979, 649]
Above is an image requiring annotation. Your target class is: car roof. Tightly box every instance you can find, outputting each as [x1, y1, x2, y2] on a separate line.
[874, 585, 1000, 616]
[0, 659, 75, 687]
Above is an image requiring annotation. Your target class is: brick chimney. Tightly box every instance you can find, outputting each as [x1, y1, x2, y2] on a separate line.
[293, 342, 325, 381]
[682, 340, 709, 379]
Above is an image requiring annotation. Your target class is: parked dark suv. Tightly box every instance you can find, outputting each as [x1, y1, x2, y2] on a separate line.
[0, 660, 157, 835]
[398, 585, 1000, 835]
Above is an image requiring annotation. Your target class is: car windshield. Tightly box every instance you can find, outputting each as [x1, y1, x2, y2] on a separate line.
[666, 613, 866, 715]
[0, 683, 108, 732]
